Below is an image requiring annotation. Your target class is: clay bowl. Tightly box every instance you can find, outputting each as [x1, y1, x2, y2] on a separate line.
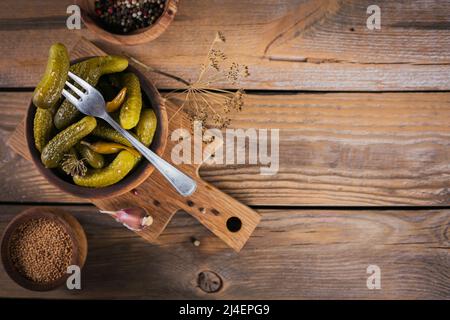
[25, 57, 168, 199]
[75, 0, 178, 46]
[1, 207, 87, 291]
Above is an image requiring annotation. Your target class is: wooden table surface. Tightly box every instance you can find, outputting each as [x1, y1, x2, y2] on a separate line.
[0, 0, 449, 299]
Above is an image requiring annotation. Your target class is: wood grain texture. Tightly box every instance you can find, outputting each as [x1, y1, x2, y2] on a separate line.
[0, 205, 448, 299]
[1, 0, 450, 90]
[0, 92, 81, 203]
[3, 91, 450, 206]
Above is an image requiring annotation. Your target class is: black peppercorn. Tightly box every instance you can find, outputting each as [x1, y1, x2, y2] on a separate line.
[94, 0, 167, 34]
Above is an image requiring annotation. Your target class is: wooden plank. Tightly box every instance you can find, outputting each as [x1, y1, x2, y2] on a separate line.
[2, 91, 449, 206]
[0, 92, 82, 203]
[1, 0, 450, 90]
[0, 205, 448, 299]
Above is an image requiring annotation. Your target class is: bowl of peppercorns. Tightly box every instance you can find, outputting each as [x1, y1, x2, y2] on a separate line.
[76, 0, 178, 45]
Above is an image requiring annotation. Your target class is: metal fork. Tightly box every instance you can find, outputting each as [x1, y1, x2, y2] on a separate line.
[62, 71, 197, 197]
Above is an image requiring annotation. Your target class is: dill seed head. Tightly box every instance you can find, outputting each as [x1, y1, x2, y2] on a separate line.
[212, 113, 231, 129]
[208, 49, 227, 71]
[215, 31, 226, 43]
[61, 153, 87, 177]
[233, 89, 244, 111]
[227, 63, 250, 84]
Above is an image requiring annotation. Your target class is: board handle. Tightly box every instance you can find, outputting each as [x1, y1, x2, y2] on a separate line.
[178, 179, 261, 252]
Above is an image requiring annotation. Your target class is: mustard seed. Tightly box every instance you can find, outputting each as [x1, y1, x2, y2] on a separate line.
[9, 218, 73, 284]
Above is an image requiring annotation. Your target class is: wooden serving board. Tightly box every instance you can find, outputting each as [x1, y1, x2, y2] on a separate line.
[7, 38, 260, 252]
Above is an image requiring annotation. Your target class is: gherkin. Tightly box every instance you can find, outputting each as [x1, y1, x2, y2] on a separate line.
[54, 56, 128, 129]
[32, 43, 69, 109]
[135, 108, 157, 147]
[119, 72, 142, 130]
[73, 150, 140, 187]
[41, 116, 97, 168]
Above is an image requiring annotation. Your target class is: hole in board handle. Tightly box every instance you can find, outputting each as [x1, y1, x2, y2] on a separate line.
[226, 217, 242, 233]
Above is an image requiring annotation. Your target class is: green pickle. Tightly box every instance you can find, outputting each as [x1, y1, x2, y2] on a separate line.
[41, 116, 97, 168]
[119, 73, 142, 129]
[100, 56, 129, 75]
[54, 56, 128, 129]
[33, 43, 69, 109]
[91, 121, 134, 147]
[135, 108, 157, 147]
[76, 143, 105, 169]
[33, 106, 56, 153]
[73, 150, 140, 187]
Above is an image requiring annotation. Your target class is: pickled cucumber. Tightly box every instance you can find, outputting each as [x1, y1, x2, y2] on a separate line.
[119, 73, 142, 129]
[33, 43, 69, 109]
[100, 56, 129, 75]
[135, 108, 157, 147]
[91, 121, 134, 147]
[73, 150, 140, 187]
[54, 56, 128, 129]
[33, 107, 55, 153]
[41, 116, 97, 168]
[76, 143, 104, 169]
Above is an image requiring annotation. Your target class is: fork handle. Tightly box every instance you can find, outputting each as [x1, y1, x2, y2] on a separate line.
[103, 116, 197, 197]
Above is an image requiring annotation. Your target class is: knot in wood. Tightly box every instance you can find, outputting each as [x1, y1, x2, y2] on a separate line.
[198, 271, 222, 293]
[444, 224, 450, 243]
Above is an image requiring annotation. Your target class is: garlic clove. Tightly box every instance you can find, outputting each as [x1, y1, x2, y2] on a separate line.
[99, 207, 153, 231]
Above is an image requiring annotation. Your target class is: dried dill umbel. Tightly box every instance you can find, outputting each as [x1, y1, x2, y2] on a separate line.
[126, 31, 250, 138]
[61, 151, 87, 177]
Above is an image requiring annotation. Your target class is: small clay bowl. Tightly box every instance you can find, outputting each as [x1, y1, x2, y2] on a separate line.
[1, 207, 88, 291]
[75, 0, 178, 46]
[25, 57, 168, 199]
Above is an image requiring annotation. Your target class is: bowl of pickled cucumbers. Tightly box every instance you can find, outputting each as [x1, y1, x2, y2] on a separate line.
[26, 43, 168, 199]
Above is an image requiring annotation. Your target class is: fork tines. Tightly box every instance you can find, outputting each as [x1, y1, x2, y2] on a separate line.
[62, 72, 91, 105]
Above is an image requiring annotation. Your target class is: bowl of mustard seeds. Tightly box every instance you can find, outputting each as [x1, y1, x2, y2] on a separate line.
[1, 207, 87, 291]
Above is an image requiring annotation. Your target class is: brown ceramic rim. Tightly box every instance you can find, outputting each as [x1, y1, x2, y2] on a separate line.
[1, 208, 81, 291]
[25, 57, 168, 199]
[75, 0, 178, 45]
